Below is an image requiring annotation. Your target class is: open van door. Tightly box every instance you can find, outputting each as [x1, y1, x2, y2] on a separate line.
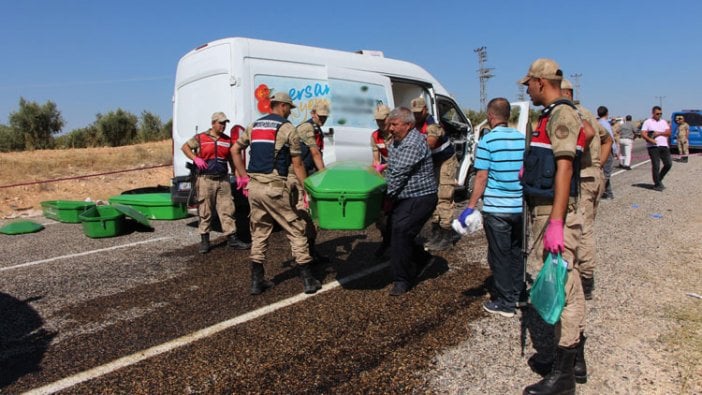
[325, 67, 394, 163]
[455, 101, 530, 199]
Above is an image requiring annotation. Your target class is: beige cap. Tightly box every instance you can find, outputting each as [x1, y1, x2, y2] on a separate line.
[561, 79, 573, 91]
[374, 104, 390, 120]
[270, 92, 297, 108]
[410, 96, 426, 112]
[312, 102, 330, 116]
[676, 115, 685, 121]
[519, 58, 563, 85]
[211, 112, 229, 123]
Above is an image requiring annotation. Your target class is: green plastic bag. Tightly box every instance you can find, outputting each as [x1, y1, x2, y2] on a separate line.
[530, 252, 567, 325]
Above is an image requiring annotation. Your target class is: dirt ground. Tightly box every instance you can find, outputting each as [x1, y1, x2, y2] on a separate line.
[0, 141, 173, 219]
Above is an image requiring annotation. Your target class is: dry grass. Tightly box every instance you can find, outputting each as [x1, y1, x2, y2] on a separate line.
[0, 140, 174, 217]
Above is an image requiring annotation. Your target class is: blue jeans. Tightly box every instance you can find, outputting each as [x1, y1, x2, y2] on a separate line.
[602, 155, 614, 197]
[483, 212, 524, 307]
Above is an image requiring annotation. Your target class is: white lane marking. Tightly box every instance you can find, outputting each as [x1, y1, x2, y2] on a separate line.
[22, 261, 390, 395]
[0, 237, 172, 273]
[612, 159, 649, 176]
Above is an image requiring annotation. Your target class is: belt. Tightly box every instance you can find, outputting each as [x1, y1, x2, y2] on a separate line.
[199, 174, 227, 180]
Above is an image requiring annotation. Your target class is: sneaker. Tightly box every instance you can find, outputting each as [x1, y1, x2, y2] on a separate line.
[482, 300, 515, 318]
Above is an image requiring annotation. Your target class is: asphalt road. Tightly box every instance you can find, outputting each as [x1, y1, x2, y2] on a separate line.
[1, 141, 655, 394]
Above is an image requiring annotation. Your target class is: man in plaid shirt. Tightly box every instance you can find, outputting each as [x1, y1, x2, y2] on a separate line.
[384, 107, 438, 296]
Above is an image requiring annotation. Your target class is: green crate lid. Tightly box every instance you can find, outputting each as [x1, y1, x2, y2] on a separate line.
[304, 161, 386, 199]
[108, 193, 176, 207]
[40, 200, 96, 210]
[111, 204, 152, 228]
[0, 220, 45, 235]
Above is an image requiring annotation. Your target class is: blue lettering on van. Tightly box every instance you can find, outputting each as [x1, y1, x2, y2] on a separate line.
[288, 83, 330, 101]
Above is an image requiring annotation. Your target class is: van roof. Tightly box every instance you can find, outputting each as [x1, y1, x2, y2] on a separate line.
[181, 37, 450, 96]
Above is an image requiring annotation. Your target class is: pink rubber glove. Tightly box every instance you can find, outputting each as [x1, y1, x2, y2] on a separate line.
[373, 163, 387, 173]
[303, 192, 309, 209]
[543, 219, 565, 253]
[194, 157, 207, 170]
[519, 165, 524, 180]
[237, 176, 250, 197]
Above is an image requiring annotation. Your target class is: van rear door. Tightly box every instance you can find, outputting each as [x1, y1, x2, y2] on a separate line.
[325, 67, 394, 163]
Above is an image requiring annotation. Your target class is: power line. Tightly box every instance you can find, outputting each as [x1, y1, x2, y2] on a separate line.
[570, 73, 582, 102]
[654, 95, 666, 108]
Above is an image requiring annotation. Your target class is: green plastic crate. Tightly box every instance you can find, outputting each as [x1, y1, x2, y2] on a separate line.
[108, 193, 187, 220]
[304, 161, 387, 230]
[79, 206, 125, 238]
[41, 200, 96, 223]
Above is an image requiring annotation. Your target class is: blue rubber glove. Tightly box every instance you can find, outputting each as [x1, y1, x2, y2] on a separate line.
[458, 207, 474, 225]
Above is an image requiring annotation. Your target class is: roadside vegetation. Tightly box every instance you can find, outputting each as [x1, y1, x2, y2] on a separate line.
[0, 97, 171, 152]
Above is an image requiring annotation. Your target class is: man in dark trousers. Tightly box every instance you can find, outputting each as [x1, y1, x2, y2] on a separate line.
[383, 107, 438, 296]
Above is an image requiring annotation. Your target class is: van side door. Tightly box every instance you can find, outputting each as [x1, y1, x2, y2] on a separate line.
[325, 67, 394, 164]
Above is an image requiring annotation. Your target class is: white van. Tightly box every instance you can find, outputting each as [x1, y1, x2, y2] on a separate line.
[171, 37, 477, 203]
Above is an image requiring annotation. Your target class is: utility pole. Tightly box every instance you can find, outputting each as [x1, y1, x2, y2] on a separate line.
[474, 46, 494, 112]
[516, 82, 526, 102]
[570, 73, 582, 102]
[655, 95, 665, 108]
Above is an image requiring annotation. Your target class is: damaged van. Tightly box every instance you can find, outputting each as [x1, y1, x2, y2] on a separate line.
[171, 37, 475, 203]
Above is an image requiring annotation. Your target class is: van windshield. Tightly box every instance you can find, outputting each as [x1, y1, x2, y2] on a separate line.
[679, 112, 702, 127]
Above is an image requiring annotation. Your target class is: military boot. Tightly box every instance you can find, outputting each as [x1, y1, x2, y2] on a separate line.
[228, 233, 251, 250]
[581, 276, 594, 300]
[299, 264, 322, 294]
[199, 233, 210, 254]
[574, 333, 587, 384]
[523, 346, 577, 395]
[423, 222, 441, 250]
[250, 262, 273, 295]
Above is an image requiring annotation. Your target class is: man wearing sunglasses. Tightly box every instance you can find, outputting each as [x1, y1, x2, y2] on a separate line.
[181, 112, 251, 254]
[641, 106, 672, 191]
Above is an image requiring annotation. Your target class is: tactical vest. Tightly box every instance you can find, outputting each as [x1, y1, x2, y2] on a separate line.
[371, 129, 389, 163]
[247, 114, 291, 177]
[521, 99, 586, 200]
[196, 132, 232, 176]
[299, 119, 324, 175]
[419, 115, 455, 163]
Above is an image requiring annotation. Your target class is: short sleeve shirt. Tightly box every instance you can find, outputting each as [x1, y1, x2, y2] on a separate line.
[296, 121, 318, 148]
[237, 121, 301, 156]
[576, 105, 603, 169]
[678, 123, 689, 140]
[641, 118, 670, 147]
[546, 103, 581, 158]
[185, 129, 216, 151]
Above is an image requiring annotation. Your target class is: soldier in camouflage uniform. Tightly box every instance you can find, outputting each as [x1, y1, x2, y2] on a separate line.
[232, 92, 322, 295]
[676, 115, 690, 163]
[410, 96, 458, 251]
[561, 79, 612, 301]
[520, 59, 587, 395]
[287, 102, 330, 263]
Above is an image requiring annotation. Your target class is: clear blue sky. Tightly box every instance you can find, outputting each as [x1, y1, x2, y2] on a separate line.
[1, 0, 699, 132]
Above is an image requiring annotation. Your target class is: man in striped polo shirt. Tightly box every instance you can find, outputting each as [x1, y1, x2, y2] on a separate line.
[462, 97, 525, 317]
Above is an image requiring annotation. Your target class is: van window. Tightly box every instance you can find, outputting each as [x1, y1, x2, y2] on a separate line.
[328, 78, 389, 129]
[679, 112, 702, 126]
[252, 75, 331, 125]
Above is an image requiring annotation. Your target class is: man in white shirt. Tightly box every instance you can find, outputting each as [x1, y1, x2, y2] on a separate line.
[641, 106, 672, 191]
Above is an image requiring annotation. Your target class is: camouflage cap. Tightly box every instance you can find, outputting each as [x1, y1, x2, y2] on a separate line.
[270, 92, 297, 108]
[374, 104, 391, 120]
[561, 79, 573, 91]
[312, 102, 330, 116]
[519, 58, 563, 85]
[410, 96, 426, 113]
[211, 112, 229, 123]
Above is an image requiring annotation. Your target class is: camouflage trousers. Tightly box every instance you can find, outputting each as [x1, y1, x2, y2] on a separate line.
[431, 154, 458, 229]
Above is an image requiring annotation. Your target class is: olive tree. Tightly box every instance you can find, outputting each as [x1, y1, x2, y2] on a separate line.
[8, 98, 64, 150]
[95, 109, 138, 147]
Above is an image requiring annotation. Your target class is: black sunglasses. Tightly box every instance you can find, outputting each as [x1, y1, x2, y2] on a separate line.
[654, 112, 662, 116]
[218, 121, 228, 125]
